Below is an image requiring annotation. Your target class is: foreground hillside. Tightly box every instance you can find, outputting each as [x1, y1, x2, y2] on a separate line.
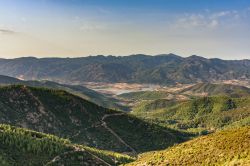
[0, 54, 249, 84]
[0, 85, 188, 154]
[127, 127, 250, 166]
[0, 124, 133, 165]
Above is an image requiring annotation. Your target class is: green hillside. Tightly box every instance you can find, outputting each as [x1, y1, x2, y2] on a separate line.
[118, 91, 171, 101]
[223, 116, 250, 129]
[126, 126, 250, 166]
[132, 99, 178, 113]
[132, 96, 250, 133]
[0, 124, 133, 166]
[0, 75, 126, 111]
[0, 85, 189, 154]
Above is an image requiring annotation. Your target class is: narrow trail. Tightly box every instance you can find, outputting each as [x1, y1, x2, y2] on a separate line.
[45, 145, 112, 166]
[84, 149, 112, 166]
[101, 113, 137, 156]
[25, 84, 137, 157]
[45, 149, 79, 165]
[20, 86, 135, 160]
[70, 112, 137, 157]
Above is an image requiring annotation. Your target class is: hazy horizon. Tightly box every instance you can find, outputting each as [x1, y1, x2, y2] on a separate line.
[0, 0, 250, 59]
[0, 53, 249, 61]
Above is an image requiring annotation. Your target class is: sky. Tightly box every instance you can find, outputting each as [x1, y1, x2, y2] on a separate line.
[0, 0, 250, 59]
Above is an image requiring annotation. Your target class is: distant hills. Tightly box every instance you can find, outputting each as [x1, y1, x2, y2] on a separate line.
[0, 75, 126, 111]
[120, 82, 250, 111]
[111, 82, 250, 134]
[124, 83, 250, 133]
[0, 54, 250, 84]
[179, 82, 250, 97]
[0, 85, 189, 154]
[118, 82, 250, 101]
[127, 126, 250, 166]
[132, 95, 250, 132]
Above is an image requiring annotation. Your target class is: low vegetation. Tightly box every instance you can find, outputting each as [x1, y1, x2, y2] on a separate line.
[118, 91, 172, 101]
[126, 127, 250, 166]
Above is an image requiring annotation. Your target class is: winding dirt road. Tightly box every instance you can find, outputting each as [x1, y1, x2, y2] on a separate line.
[101, 113, 137, 156]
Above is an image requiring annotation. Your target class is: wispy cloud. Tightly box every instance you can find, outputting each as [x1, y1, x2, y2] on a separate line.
[72, 15, 109, 32]
[79, 22, 107, 31]
[174, 14, 217, 29]
[171, 9, 244, 30]
[0, 29, 16, 35]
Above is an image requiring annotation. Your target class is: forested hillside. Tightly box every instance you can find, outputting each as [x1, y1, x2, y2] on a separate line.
[0, 85, 189, 154]
[0, 124, 133, 165]
[0, 75, 126, 111]
[132, 95, 250, 133]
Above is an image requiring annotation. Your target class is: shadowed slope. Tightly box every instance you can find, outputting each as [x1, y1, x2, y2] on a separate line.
[0, 85, 188, 154]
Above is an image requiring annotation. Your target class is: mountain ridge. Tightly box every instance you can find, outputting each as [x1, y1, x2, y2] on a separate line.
[1, 53, 249, 61]
[1, 54, 249, 85]
[0, 75, 126, 111]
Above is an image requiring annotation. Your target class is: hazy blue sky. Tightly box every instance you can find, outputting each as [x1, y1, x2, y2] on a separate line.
[0, 0, 250, 59]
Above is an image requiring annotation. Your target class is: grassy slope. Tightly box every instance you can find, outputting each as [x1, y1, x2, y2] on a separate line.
[126, 127, 250, 166]
[223, 116, 250, 129]
[0, 124, 133, 166]
[118, 91, 171, 101]
[0, 85, 188, 153]
[132, 99, 178, 113]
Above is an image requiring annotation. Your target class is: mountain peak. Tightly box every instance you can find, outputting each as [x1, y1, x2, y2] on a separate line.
[156, 53, 182, 58]
[187, 55, 206, 59]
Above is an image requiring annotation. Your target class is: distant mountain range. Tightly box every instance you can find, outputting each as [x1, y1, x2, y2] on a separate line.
[0, 54, 250, 84]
